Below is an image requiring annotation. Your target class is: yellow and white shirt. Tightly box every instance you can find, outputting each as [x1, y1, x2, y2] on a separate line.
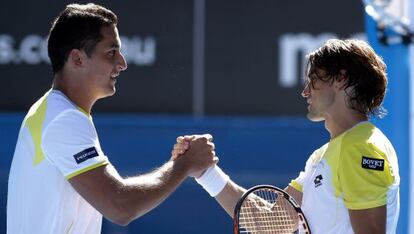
[290, 122, 399, 234]
[7, 90, 109, 234]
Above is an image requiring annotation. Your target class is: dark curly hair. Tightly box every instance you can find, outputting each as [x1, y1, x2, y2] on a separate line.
[306, 39, 387, 118]
[47, 3, 118, 74]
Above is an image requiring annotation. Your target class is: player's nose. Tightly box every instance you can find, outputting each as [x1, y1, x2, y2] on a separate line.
[117, 52, 127, 71]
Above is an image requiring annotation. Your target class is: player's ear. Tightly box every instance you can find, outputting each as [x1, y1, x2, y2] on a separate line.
[336, 69, 348, 90]
[68, 49, 86, 69]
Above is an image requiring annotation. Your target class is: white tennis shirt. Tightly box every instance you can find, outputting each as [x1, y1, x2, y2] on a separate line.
[7, 90, 109, 234]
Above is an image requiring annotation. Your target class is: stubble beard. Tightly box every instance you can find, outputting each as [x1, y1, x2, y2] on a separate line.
[306, 105, 325, 122]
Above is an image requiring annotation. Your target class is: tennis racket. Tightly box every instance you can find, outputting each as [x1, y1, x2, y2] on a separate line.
[234, 185, 310, 234]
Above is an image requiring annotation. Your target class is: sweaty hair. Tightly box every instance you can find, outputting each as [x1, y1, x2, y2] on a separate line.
[306, 39, 388, 118]
[47, 3, 118, 74]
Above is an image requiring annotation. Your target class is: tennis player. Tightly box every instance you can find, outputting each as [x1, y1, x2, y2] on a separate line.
[175, 39, 400, 234]
[7, 3, 217, 234]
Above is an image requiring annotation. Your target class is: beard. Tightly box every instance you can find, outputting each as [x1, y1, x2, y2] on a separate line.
[306, 105, 325, 122]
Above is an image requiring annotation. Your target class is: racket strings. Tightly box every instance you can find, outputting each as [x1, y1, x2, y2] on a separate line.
[238, 189, 300, 233]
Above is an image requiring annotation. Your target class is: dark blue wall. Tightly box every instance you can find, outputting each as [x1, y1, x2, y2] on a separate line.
[0, 113, 328, 233]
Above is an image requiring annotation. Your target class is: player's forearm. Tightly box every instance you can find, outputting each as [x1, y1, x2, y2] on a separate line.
[194, 165, 245, 218]
[215, 180, 246, 218]
[114, 160, 188, 224]
[72, 161, 188, 226]
[284, 185, 303, 206]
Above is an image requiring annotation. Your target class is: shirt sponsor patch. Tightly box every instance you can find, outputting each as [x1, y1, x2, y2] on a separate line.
[73, 147, 99, 164]
[361, 156, 384, 171]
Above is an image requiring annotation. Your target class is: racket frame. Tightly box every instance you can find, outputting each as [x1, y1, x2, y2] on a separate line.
[233, 184, 311, 234]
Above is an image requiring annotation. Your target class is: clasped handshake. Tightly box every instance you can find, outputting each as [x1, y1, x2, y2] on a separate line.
[170, 134, 218, 178]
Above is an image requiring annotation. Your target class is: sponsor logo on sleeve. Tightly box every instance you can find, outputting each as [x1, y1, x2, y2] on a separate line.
[361, 156, 384, 171]
[73, 147, 99, 164]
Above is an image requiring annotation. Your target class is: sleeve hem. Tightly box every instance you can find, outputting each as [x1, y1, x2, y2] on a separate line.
[289, 180, 303, 193]
[65, 161, 109, 179]
[345, 198, 387, 210]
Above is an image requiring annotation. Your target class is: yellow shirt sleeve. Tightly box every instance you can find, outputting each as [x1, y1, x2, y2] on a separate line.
[338, 139, 394, 210]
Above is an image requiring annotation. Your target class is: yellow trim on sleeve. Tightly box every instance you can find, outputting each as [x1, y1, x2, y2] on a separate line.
[289, 180, 303, 193]
[346, 197, 387, 210]
[65, 161, 109, 179]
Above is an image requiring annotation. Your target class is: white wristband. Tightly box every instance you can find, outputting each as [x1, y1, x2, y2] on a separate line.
[195, 165, 229, 197]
